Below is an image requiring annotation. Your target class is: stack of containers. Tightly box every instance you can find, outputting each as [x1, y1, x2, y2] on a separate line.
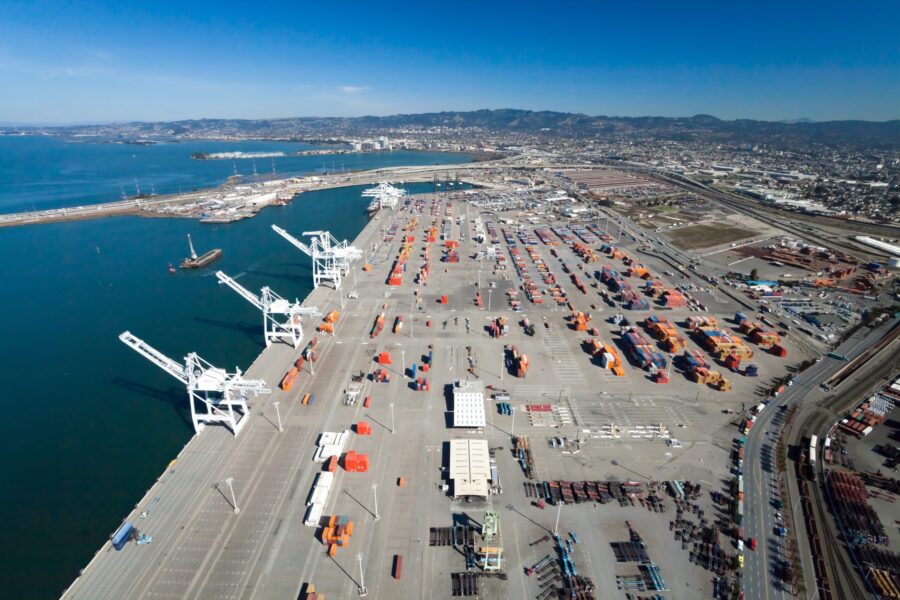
[661, 290, 688, 308]
[372, 368, 391, 383]
[627, 266, 652, 279]
[570, 311, 590, 331]
[622, 327, 667, 371]
[724, 353, 742, 371]
[489, 316, 508, 337]
[697, 329, 754, 359]
[571, 273, 588, 293]
[322, 515, 355, 554]
[644, 280, 665, 297]
[685, 315, 718, 330]
[509, 346, 529, 378]
[752, 329, 780, 347]
[682, 349, 710, 372]
[645, 316, 686, 352]
[769, 344, 788, 357]
[343, 451, 369, 472]
[622, 289, 650, 311]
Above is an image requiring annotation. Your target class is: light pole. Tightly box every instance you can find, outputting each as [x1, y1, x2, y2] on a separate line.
[356, 553, 368, 597]
[390, 402, 395, 435]
[274, 400, 284, 433]
[372, 483, 380, 521]
[402, 350, 406, 379]
[554, 501, 562, 536]
[224, 477, 240, 514]
[500, 347, 504, 381]
[511, 406, 516, 436]
[410, 313, 414, 340]
[488, 288, 493, 311]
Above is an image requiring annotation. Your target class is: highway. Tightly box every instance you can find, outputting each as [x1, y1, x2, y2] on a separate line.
[741, 316, 900, 600]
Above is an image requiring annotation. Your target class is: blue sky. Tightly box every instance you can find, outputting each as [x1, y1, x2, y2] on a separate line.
[1, 0, 898, 123]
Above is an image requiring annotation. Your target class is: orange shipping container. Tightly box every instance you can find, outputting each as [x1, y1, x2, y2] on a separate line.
[280, 367, 298, 391]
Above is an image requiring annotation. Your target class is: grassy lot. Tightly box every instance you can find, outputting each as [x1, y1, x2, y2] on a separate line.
[666, 223, 757, 250]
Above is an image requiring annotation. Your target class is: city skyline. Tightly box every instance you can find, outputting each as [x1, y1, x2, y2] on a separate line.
[2, 0, 899, 123]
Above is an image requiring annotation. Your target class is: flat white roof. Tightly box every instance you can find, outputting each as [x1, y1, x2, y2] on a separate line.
[453, 380, 486, 428]
[449, 439, 490, 497]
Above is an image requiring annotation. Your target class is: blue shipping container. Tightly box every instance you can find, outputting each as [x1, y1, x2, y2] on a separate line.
[112, 522, 134, 551]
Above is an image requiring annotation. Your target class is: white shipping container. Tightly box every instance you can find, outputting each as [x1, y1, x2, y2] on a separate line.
[314, 472, 334, 488]
[304, 502, 325, 527]
[307, 486, 330, 507]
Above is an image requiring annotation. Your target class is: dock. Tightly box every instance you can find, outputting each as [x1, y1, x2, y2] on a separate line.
[61, 183, 795, 600]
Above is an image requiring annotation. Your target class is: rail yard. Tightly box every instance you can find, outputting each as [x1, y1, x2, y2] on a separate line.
[61, 175, 898, 600]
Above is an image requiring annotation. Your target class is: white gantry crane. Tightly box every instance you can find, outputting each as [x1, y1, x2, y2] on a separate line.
[119, 331, 271, 436]
[215, 271, 320, 348]
[362, 182, 406, 211]
[272, 225, 362, 290]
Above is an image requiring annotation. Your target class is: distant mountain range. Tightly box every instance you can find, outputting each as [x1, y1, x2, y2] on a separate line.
[4, 109, 899, 149]
[347, 109, 900, 148]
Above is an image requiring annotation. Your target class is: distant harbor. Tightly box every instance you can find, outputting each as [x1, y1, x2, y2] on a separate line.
[191, 148, 352, 160]
[0, 136, 483, 227]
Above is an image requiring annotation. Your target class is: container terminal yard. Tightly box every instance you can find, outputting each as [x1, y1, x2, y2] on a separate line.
[60, 178, 899, 600]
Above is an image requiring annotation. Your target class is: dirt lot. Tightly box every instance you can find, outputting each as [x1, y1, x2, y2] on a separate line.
[666, 223, 757, 250]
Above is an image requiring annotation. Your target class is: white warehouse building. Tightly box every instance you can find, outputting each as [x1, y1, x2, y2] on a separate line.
[452, 379, 486, 428]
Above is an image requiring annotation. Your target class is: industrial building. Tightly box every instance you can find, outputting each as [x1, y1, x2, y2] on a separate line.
[448, 439, 491, 500]
[452, 379, 486, 428]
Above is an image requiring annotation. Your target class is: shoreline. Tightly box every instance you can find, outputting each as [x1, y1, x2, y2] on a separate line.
[59, 181, 395, 599]
[0, 156, 501, 229]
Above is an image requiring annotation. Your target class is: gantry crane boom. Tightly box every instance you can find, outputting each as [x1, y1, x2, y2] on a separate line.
[118, 330, 270, 436]
[272, 225, 312, 257]
[272, 225, 360, 290]
[215, 271, 265, 311]
[215, 271, 320, 347]
[119, 331, 187, 383]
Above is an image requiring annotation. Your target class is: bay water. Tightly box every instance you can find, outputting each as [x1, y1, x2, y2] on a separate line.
[0, 136, 474, 599]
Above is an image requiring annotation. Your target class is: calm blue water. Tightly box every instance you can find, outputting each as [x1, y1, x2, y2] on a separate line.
[0, 135, 474, 213]
[0, 138, 474, 600]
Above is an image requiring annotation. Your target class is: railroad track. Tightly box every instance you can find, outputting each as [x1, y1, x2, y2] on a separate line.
[826, 320, 900, 388]
[795, 410, 869, 600]
[788, 347, 900, 600]
[640, 170, 890, 263]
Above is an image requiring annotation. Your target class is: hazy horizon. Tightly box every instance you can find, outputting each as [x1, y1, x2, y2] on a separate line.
[2, 110, 898, 129]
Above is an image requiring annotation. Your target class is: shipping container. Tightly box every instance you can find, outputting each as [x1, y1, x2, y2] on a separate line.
[111, 522, 134, 551]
